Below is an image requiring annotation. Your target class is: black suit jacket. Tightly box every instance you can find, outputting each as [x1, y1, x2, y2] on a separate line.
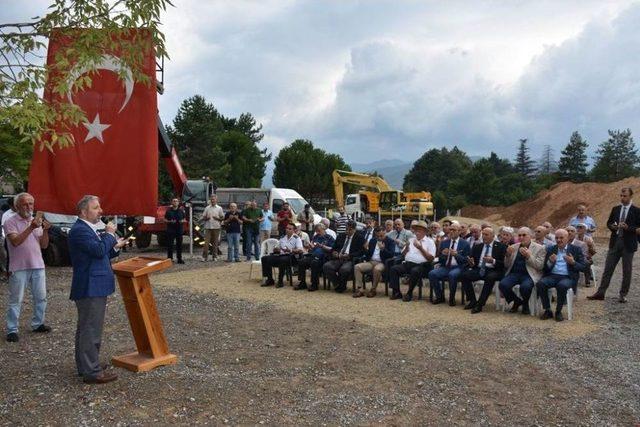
[365, 237, 396, 262]
[332, 232, 366, 260]
[469, 240, 507, 273]
[607, 204, 640, 252]
[542, 244, 586, 282]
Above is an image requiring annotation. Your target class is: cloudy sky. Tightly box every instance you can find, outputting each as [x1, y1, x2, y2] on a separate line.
[3, 1, 640, 166]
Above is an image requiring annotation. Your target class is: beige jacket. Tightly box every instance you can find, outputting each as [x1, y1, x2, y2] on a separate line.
[504, 241, 545, 283]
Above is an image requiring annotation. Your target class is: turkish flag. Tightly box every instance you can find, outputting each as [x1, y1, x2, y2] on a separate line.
[28, 29, 158, 215]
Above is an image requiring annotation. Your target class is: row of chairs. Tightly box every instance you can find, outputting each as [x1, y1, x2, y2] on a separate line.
[249, 238, 597, 320]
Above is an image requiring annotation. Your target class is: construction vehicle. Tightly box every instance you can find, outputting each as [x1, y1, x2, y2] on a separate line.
[332, 169, 434, 221]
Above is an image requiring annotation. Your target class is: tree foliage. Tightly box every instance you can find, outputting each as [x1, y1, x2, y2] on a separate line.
[558, 131, 589, 182]
[0, 0, 172, 149]
[165, 95, 270, 195]
[514, 138, 537, 178]
[0, 121, 32, 189]
[272, 139, 350, 203]
[537, 145, 558, 175]
[403, 146, 472, 193]
[592, 129, 639, 182]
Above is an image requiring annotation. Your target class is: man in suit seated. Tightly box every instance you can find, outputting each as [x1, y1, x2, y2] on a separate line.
[260, 223, 304, 288]
[353, 227, 396, 298]
[428, 222, 471, 305]
[296, 223, 334, 291]
[389, 220, 436, 301]
[498, 227, 545, 315]
[460, 227, 507, 314]
[537, 228, 586, 321]
[323, 221, 365, 293]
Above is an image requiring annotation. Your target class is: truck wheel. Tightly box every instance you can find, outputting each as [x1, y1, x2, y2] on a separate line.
[43, 243, 62, 266]
[135, 231, 151, 249]
[157, 232, 168, 247]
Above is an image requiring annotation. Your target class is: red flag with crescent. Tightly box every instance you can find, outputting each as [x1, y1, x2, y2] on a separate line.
[28, 29, 158, 215]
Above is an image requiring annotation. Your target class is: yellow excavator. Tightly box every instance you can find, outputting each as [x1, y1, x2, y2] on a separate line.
[332, 170, 434, 220]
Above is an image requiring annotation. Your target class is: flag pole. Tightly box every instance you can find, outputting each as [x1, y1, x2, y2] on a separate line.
[189, 204, 194, 258]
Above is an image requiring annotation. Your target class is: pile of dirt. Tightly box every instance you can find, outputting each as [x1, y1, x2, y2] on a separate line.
[461, 176, 640, 239]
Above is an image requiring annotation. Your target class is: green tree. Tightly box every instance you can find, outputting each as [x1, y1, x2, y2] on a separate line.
[221, 131, 266, 187]
[558, 131, 589, 182]
[272, 139, 350, 203]
[166, 95, 230, 184]
[591, 129, 639, 182]
[0, 0, 171, 149]
[0, 122, 32, 189]
[514, 138, 537, 178]
[403, 146, 472, 192]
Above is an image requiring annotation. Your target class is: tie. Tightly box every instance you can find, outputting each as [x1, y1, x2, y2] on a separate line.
[619, 206, 628, 235]
[480, 244, 490, 276]
[341, 236, 352, 255]
[395, 231, 401, 253]
[446, 240, 456, 267]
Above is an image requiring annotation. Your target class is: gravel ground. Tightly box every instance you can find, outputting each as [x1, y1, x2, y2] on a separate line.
[0, 243, 639, 426]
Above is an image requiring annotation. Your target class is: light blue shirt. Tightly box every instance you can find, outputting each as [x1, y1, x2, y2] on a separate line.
[551, 247, 569, 276]
[569, 215, 596, 237]
[260, 209, 274, 231]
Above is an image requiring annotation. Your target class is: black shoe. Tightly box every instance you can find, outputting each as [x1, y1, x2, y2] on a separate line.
[261, 279, 274, 287]
[464, 302, 476, 310]
[540, 310, 553, 320]
[275, 282, 284, 288]
[32, 324, 51, 333]
[335, 285, 346, 293]
[402, 294, 413, 302]
[619, 295, 628, 303]
[6, 332, 18, 342]
[293, 282, 307, 290]
[432, 296, 445, 305]
[471, 305, 483, 314]
[390, 292, 403, 300]
[509, 301, 522, 313]
[587, 292, 605, 301]
[448, 298, 456, 307]
[308, 285, 318, 292]
[554, 311, 564, 322]
[522, 305, 531, 315]
[177, 260, 185, 264]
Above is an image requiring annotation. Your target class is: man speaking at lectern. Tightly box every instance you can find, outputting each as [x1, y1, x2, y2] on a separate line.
[68, 195, 128, 384]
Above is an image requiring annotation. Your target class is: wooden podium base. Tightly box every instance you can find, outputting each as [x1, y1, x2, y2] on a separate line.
[112, 352, 178, 372]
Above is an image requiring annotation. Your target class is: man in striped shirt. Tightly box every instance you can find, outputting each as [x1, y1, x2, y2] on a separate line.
[334, 207, 351, 237]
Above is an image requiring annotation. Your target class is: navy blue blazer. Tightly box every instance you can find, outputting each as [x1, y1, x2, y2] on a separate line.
[542, 243, 586, 282]
[365, 237, 395, 262]
[437, 237, 471, 268]
[68, 219, 119, 301]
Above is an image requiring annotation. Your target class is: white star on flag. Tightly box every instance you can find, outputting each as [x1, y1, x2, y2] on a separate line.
[82, 113, 111, 143]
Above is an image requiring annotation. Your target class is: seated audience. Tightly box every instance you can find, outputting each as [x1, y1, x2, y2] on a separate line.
[574, 223, 596, 287]
[260, 224, 303, 288]
[542, 221, 556, 243]
[384, 219, 394, 234]
[361, 216, 376, 248]
[466, 224, 482, 247]
[498, 226, 515, 246]
[460, 227, 507, 313]
[498, 227, 545, 314]
[569, 204, 597, 237]
[537, 229, 586, 321]
[296, 224, 334, 291]
[428, 222, 471, 306]
[389, 221, 436, 301]
[534, 225, 554, 248]
[319, 217, 337, 239]
[353, 227, 396, 298]
[323, 221, 365, 293]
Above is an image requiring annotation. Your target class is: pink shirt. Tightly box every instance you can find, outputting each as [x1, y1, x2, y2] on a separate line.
[3, 214, 45, 272]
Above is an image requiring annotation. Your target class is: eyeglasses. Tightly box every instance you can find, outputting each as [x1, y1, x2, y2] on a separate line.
[517, 234, 527, 237]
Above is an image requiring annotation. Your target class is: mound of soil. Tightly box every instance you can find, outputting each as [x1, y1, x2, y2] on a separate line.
[461, 177, 640, 239]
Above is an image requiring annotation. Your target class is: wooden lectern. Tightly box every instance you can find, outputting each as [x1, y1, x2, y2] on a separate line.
[111, 256, 178, 372]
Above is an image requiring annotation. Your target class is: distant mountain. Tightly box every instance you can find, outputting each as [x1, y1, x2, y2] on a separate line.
[348, 159, 413, 189]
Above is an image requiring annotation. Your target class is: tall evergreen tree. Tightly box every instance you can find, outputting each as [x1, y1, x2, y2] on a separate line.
[558, 131, 589, 182]
[537, 145, 558, 175]
[403, 146, 472, 192]
[592, 129, 640, 182]
[514, 138, 537, 178]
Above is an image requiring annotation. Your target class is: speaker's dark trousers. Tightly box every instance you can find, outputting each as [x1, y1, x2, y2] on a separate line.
[75, 296, 107, 380]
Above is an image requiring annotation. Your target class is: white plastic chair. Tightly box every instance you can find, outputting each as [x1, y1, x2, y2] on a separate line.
[470, 280, 501, 311]
[535, 287, 575, 320]
[249, 238, 279, 279]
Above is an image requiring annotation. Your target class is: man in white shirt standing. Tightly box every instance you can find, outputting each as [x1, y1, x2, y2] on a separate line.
[388, 221, 436, 301]
[201, 195, 224, 262]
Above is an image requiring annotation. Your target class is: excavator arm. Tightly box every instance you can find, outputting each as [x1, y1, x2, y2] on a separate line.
[332, 170, 393, 208]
